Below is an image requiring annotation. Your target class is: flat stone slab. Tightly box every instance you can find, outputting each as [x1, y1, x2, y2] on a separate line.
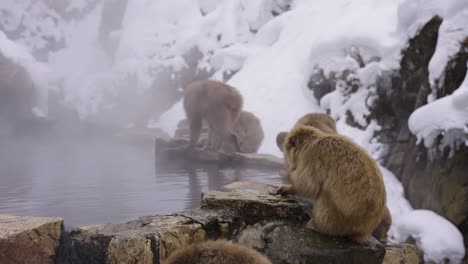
[58, 215, 207, 263]
[155, 137, 283, 169]
[201, 191, 310, 221]
[382, 243, 423, 264]
[0, 214, 63, 264]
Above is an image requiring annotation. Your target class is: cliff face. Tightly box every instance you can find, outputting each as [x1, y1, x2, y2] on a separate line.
[374, 16, 468, 253]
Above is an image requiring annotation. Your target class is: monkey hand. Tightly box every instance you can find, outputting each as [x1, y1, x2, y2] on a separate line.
[269, 184, 294, 196]
[278, 169, 288, 178]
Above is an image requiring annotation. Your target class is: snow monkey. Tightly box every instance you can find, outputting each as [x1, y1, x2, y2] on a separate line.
[276, 113, 337, 151]
[230, 111, 264, 153]
[183, 80, 243, 151]
[276, 113, 338, 177]
[273, 125, 386, 244]
[163, 240, 272, 264]
[189, 111, 264, 153]
[275, 113, 392, 241]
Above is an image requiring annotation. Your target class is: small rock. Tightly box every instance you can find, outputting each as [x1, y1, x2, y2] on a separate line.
[0, 214, 63, 264]
[382, 243, 423, 264]
[107, 234, 153, 264]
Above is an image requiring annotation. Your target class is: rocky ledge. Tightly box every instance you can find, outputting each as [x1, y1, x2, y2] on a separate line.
[155, 137, 283, 169]
[1, 190, 422, 264]
[0, 215, 63, 264]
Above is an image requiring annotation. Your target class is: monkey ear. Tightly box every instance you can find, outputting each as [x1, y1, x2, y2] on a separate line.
[287, 134, 298, 148]
[276, 132, 287, 151]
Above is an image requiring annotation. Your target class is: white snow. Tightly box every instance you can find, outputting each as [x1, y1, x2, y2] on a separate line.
[391, 210, 466, 264]
[428, 8, 468, 89]
[403, 0, 468, 149]
[409, 66, 468, 148]
[1, 0, 467, 262]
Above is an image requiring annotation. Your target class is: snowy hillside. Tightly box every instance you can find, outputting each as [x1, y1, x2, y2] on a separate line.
[1, 0, 467, 262]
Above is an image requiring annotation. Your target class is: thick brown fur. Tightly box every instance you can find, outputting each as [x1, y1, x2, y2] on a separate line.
[163, 240, 272, 264]
[275, 113, 391, 241]
[276, 125, 386, 244]
[295, 113, 337, 134]
[183, 80, 243, 151]
[230, 111, 264, 153]
[372, 205, 392, 241]
[276, 113, 337, 151]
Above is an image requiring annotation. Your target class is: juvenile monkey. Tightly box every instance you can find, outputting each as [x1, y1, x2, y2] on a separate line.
[163, 240, 272, 264]
[230, 111, 264, 153]
[274, 126, 386, 244]
[183, 80, 243, 151]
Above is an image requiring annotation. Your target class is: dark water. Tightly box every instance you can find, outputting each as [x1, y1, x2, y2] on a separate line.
[0, 134, 282, 227]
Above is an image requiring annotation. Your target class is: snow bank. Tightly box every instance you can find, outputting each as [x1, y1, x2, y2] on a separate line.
[398, 0, 468, 104]
[408, 67, 468, 148]
[428, 8, 468, 89]
[391, 210, 466, 264]
[382, 167, 465, 264]
[405, 1, 468, 148]
[224, 0, 403, 155]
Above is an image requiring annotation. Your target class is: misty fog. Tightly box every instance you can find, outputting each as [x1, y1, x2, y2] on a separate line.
[0, 0, 281, 227]
[1, 0, 467, 261]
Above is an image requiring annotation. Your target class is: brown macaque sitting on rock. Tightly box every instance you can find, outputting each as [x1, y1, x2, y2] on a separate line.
[275, 113, 392, 242]
[272, 125, 387, 244]
[163, 240, 272, 264]
[183, 80, 243, 152]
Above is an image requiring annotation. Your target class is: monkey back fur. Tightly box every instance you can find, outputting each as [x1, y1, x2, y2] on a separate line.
[163, 240, 272, 264]
[283, 125, 386, 243]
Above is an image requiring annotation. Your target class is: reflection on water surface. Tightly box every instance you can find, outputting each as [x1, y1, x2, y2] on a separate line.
[0, 135, 282, 227]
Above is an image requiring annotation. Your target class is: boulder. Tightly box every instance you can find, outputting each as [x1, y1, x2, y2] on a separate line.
[57, 215, 207, 263]
[236, 220, 385, 264]
[55, 190, 388, 263]
[0, 214, 63, 264]
[382, 243, 423, 264]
